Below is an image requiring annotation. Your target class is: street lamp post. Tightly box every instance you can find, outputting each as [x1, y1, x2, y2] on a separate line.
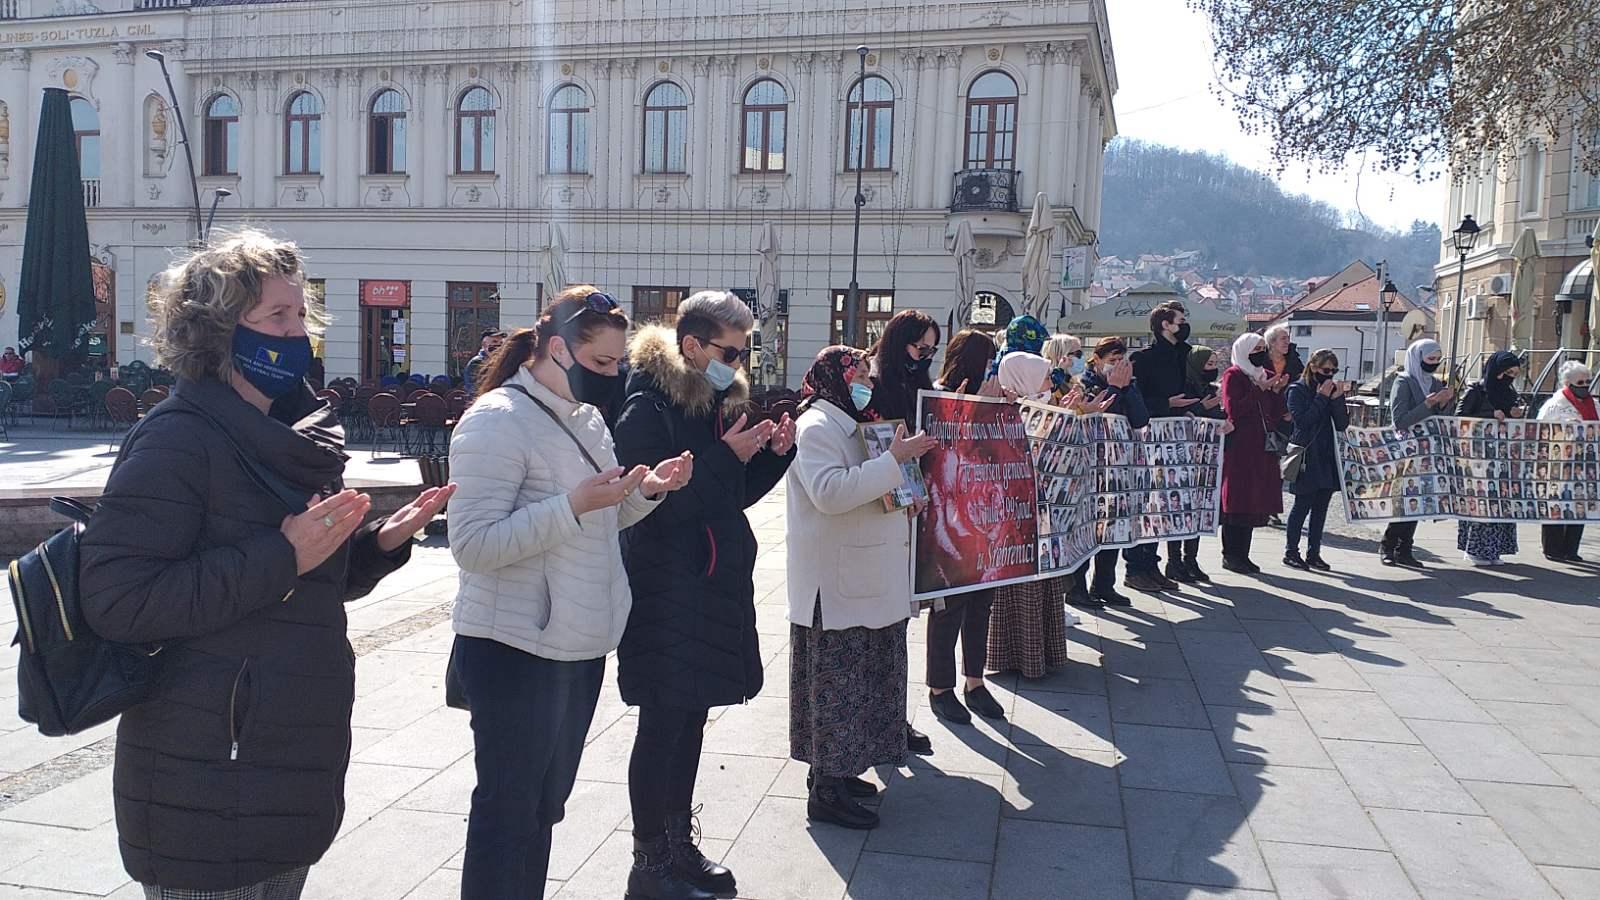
[1447, 214, 1482, 381]
[843, 45, 869, 348]
[144, 49, 205, 244]
[1378, 276, 1399, 423]
[204, 187, 232, 242]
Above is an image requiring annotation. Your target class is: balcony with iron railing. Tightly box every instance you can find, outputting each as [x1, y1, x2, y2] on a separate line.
[950, 168, 1022, 214]
[82, 179, 100, 209]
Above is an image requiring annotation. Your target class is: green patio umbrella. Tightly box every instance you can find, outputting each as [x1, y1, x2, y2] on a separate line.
[1507, 226, 1540, 353]
[16, 87, 96, 373]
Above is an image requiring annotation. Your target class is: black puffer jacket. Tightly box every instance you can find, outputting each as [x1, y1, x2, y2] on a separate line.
[613, 326, 793, 710]
[79, 378, 410, 890]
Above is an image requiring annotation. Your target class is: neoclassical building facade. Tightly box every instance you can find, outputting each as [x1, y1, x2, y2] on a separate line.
[0, 0, 1118, 386]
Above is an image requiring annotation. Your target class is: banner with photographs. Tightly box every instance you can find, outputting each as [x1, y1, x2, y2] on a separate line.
[1337, 417, 1600, 524]
[912, 391, 1227, 600]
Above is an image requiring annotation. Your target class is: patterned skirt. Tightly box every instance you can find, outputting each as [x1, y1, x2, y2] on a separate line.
[1458, 521, 1519, 561]
[789, 598, 909, 778]
[986, 576, 1071, 680]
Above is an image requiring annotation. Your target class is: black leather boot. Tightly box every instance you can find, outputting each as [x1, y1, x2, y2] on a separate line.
[666, 809, 735, 898]
[626, 834, 715, 900]
[807, 776, 880, 829]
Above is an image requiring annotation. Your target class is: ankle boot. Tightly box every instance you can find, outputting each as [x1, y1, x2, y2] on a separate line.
[626, 834, 715, 900]
[807, 776, 880, 830]
[665, 809, 735, 898]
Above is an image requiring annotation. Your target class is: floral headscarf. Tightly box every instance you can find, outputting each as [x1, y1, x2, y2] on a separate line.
[799, 345, 879, 423]
[988, 315, 1049, 378]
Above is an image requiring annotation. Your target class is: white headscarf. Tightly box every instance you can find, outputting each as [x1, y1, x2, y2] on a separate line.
[997, 351, 1052, 399]
[1404, 338, 1442, 396]
[1230, 333, 1268, 385]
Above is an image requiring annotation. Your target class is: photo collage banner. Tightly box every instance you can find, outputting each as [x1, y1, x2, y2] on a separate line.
[912, 390, 1227, 600]
[1338, 416, 1600, 524]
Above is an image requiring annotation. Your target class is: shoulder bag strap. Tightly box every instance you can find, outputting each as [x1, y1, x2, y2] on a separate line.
[500, 383, 603, 474]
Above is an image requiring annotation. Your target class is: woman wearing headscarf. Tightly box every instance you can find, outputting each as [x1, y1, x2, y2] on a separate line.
[1382, 338, 1453, 567]
[990, 315, 1050, 377]
[1537, 361, 1597, 562]
[1219, 333, 1284, 574]
[984, 348, 1079, 682]
[1456, 351, 1525, 566]
[787, 347, 935, 830]
[1169, 347, 1227, 581]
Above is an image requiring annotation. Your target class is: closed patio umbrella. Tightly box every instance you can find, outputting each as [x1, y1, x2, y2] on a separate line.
[16, 87, 95, 381]
[1588, 220, 1600, 354]
[1020, 193, 1054, 319]
[539, 222, 567, 300]
[1508, 226, 1540, 352]
[951, 220, 977, 331]
[753, 222, 780, 386]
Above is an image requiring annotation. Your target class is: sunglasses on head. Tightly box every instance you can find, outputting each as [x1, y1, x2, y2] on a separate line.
[561, 291, 621, 327]
[704, 339, 751, 365]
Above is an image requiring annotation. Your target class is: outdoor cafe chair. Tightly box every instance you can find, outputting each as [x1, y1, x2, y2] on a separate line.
[367, 392, 404, 457]
[104, 386, 140, 451]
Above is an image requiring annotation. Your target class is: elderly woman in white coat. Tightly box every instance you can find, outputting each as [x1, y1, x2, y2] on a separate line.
[1538, 361, 1598, 562]
[787, 346, 935, 832]
[446, 288, 692, 900]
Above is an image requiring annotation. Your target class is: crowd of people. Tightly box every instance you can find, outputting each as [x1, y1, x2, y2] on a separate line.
[72, 231, 1597, 900]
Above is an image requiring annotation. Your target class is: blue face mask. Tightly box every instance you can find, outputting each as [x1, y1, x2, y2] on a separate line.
[704, 357, 737, 392]
[1068, 356, 1086, 377]
[849, 383, 874, 411]
[231, 324, 311, 399]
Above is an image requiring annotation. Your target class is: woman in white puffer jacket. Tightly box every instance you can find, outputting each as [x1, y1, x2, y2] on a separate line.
[1537, 360, 1597, 562]
[445, 287, 692, 900]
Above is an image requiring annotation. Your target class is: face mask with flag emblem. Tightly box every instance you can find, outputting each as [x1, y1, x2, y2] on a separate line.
[231, 324, 312, 399]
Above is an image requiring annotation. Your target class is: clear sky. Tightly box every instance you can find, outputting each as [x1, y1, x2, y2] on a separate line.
[1105, 0, 1446, 233]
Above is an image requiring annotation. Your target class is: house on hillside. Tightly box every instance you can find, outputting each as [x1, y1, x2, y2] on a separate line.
[1266, 271, 1434, 381]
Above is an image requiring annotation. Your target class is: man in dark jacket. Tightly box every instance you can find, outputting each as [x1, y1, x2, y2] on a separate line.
[1127, 302, 1196, 590]
[462, 329, 504, 394]
[613, 291, 794, 900]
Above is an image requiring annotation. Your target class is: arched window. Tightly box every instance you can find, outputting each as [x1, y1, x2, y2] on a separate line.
[643, 82, 688, 174]
[964, 71, 1018, 170]
[547, 84, 590, 174]
[203, 94, 239, 176]
[741, 79, 787, 173]
[455, 87, 495, 174]
[284, 91, 322, 175]
[369, 89, 407, 175]
[70, 96, 100, 180]
[845, 76, 893, 172]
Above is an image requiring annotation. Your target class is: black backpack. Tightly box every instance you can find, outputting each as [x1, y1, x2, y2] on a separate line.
[8, 497, 162, 737]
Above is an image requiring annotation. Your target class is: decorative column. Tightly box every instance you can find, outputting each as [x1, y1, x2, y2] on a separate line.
[690, 57, 713, 209]
[493, 62, 516, 205]
[813, 51, 843, 208]
[1078, 74, 1095, 221]
[409, 279, 447, 375]
[239, 72, 261, 207]
[9, 50, 30, 208]
[911, 49, 938, 210]
[712, 55, 739, 209]
[1053, 44, 1080, 211]
[113, 43, 136, 207]
[521, 62, 542, 210]
[1088, 97, 1106, 230]
[323, 277, 361, 381]
[258, 72, 280, 208]
[1022, 43, 1047, 205]
[339, 67, 362, 208]
[591, 59, 612, 208]
[321, 70, 339, 205]
[618, 59, 638, 208]
[422, 65, 449, 208]
[933, 48, 963, 209]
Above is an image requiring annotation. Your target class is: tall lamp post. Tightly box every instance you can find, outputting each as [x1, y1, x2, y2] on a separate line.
[145, 48, 205, 244]
[843, 44, 869, 347]
[1377, 276, 1399, 422]
[1447, 214, 1482, 380]
[204, 187, 232, 242]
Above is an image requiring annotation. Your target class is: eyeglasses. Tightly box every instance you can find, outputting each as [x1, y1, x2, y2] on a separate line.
[704, 339, 751, 365]
[913, 343, 938, 360]
[1574, 381, 1592, 388]
[561, 291, 620, 327]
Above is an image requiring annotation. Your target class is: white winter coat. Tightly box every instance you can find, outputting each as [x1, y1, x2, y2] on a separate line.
[785, 399, 913, 631]
[448, 366, 660, 661]
[1538, 390, 1591, 424]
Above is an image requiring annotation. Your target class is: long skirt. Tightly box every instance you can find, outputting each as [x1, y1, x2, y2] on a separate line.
[986, 576, 1070, 680]
[143, 868, 309, 900]
[1458, 521, 1518, 561]
[789, 599, 909, 779]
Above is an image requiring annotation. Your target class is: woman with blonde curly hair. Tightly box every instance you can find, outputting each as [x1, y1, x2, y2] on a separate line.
[79, 229, 453, 899]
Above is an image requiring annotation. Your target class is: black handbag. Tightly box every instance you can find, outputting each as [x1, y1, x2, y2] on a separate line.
[8, 498, 163, 737]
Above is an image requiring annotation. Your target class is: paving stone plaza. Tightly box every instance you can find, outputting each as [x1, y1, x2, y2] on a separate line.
[4, 435, 1600, 899]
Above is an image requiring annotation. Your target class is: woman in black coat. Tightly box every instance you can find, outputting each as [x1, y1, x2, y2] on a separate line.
[613, 292, 794, 900]
[78, 231, 449, 898]
[1282, 349, 1350, 570]
[1456, 351, 1526, 566]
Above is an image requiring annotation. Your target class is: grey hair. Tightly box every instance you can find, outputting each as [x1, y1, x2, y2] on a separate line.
[1041, 334, 1080, 361]
[148, 228, 325, 382]
[1560, 360, 1593, 386]
[678, 289, 755, 333]
[1263, 323, 1291, 347]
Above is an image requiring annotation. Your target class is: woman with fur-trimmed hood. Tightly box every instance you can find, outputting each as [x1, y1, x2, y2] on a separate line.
[613, 290, 795, 900]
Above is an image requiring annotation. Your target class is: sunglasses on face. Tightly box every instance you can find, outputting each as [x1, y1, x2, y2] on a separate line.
[913, 343, 938, 360]
[561, 291, 621, 326]
[1574, 381, 1592, 388]
[1319, 370, 1338, 378]
[704, 339, 751, 365]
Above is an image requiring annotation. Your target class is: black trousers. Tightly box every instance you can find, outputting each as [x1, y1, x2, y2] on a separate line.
[455, 635, 604, 900]
[1542, 524, 1585, 558]
[1124, 543, 1160, 575]
[628, 704, 709, 841]
[1072, 548, 1121, 593]
[926, 588, 994, 689]
[1382, 521, 1418, 553]
[1168, 538, 1200, 565]
[1286, 489, 1336, 555]
[1220, 524, 1256, 562]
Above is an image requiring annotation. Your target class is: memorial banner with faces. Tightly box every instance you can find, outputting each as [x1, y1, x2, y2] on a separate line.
[912, 390, 1226, 600]
[1337, 417, 1600, 524]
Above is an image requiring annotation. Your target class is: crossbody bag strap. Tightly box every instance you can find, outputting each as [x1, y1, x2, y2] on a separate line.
[500, 383, 603, 474]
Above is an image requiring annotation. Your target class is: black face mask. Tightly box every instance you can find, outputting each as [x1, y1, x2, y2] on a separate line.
[1202, 367, 1219, 382]
[1419, 360, 1441, 374]
[907, 356, 934, 376]
[1173, 323, 1191, 344]
[1248, 350, 1270, 368]
[558, 355, 624, 411]
[1312, 372, 1333, 385]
